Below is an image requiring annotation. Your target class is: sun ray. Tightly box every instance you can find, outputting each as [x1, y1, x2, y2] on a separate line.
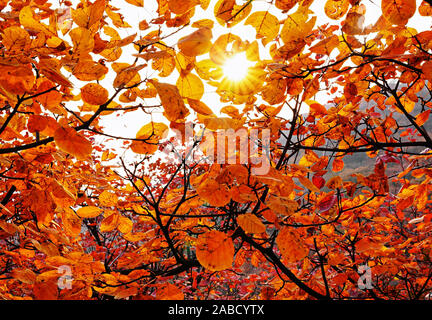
[222, 52, 254, 82]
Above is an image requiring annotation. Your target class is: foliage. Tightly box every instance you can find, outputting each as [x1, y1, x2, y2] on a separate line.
[0, 0, 432, 300]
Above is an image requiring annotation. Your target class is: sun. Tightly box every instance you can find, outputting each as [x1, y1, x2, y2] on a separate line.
[222, 52, 254, 82]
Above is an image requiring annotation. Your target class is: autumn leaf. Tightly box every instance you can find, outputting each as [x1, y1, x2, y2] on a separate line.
[130, 122, 168, 154]
[381, 0, 416, 25]
[54, 126, 93, 161]
[416, 109, 431, 127]
[150, 81, 190, 121]
[76, 206, 103, 218]
[245, 11, 280, 45]
[196, 230, 234, 271]
[237, 213, 266, 234]
[267, 194, 298, 216]
[80, 83, 109, 105]
[324, 0, 349, 20]
[177, 27, 212, 56]
[196, 178, 231, 207]
[99, 190, 118, 207]
[276, 227, 308, 263]
[0, 63, 34, 95]
[100, 212, 120, 232]
[156, 283, 184, 300]
[176, 73, 204, 100]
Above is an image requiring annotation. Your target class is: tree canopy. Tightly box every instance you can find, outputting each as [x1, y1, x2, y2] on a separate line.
[1, 0, 432, 300]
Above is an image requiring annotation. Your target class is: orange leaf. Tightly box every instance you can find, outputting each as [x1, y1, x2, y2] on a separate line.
[0, 63, 34, 95]
[196, 178, 231, 207]
[81, 83, 109, 105]
[99, 190, 118, 207]
[54, 126, 93, 160]
[130, 122, 168, 155]
[267, 194, 298, 216]
[177, 27, 212, 57]
[416, 109, 431, 127]
[118, 216, 133, 234]
[76, 206, 102, 218]
[237, 213, 266, 234]
[187, 98, 214, 115]
[381, 0, 416, 25]
[298, 176, 320, 193]
[196, 230, 234, 271]
[324, 0, 349, 20]
[276, 227, 308, 263]
[332, 157, 344, 172]
[11, 269, 36, 284]
[156, 283, 184, 300]
[151, 81, 190, 121]
[326, 176, 343, 189]
[100, 212, 119, 232]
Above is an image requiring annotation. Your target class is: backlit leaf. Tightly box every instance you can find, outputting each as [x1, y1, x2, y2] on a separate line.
[381, 0, 416, 25]
[54, 126, 93, 160]
[76, 206, 102, 218]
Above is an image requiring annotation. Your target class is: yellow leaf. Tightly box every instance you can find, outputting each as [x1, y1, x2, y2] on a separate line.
[70, 27, 95, 53]
[106, 6, 131, 28]
[245, 11, 280, 45]
[281, 5, 316, 44]
[76, 206, 102, 218]
[176, 73, 204, 100]
[196, 230, 234, 271]
[19, 6, 52, 35]
[117, 216, 133, 234]
[177, 27, 212, 57]
[99, 190, 118, 207]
